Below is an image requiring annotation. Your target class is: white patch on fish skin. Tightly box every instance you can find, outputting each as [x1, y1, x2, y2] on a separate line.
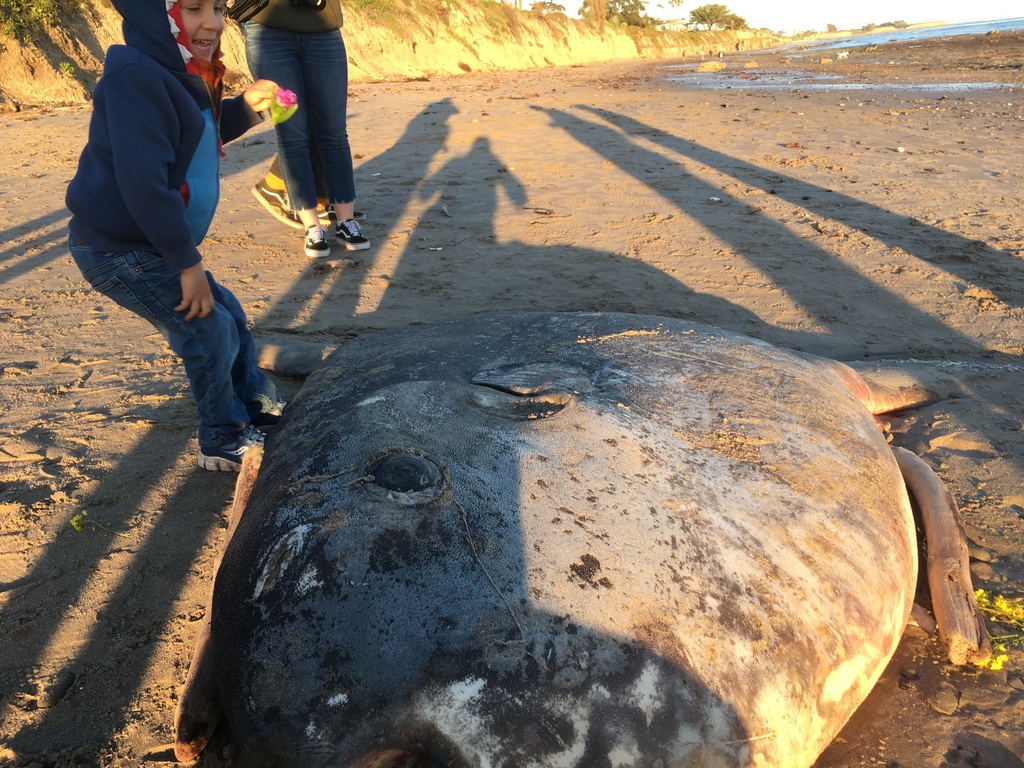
[327, 692, 348, 707]
[357, 394, 387, 407]
[413, 678, 599, 767]
[449, 676, 487, 704]
[253, 524, 313, 601]
[703, 701, 743, 747]
[296, 564, 324, 596]
[627, 663, 664, 726]
[305, 721, 329, 742]
[821, 655, 872, 703]
[413, 678, 503, 766]
[607, 745, 639, 766]
[673, 721, 704, 752]
[590, 683, 612, 700]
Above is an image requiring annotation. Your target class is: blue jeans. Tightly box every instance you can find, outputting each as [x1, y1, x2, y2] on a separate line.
[244, 23, 355, 211]
[69, 237, 278, 449]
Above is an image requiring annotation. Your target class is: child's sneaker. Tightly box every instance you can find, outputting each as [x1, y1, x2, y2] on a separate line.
[252, 398, 288, 427]
[304, 224, 331, 258]
[198, 426, 265, 472]
[335, 218, 370, 251]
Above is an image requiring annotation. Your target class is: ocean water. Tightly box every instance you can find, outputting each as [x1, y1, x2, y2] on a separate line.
[662, 16, 1024, 91]
[789, 16, 1024, 52]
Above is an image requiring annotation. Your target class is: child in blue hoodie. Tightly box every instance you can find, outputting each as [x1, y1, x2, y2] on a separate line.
[67, 0, 284, 472]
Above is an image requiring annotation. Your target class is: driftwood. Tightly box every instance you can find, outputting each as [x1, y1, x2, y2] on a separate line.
[893, 446, 992, 665]
[174, 445, 265, 761]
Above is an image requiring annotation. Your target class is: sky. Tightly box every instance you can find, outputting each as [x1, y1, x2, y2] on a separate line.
[644, 0, 1024, 34]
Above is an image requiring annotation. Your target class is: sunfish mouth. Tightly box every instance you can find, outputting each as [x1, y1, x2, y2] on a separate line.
[467, 360, 601, 420]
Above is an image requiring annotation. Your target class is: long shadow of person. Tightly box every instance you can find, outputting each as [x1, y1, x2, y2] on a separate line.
[250, 99, 462, 336]
[351, 125, 769, 341]
[533, 104, 1009, 359]
[0, 421, 227, 748]
[575, 104, 1024, 314]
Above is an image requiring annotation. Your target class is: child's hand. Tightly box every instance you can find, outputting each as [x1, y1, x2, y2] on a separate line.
[244, 79, 279, 112]
[268, 87, 298, 125]
[176, 263, 215, 320]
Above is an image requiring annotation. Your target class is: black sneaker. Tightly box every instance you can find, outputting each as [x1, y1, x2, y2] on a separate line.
[320, 208, 366, 225]
[335, 218, 370, 251]
[304, 225, 331, 258]
[198, 426, 265, 472]
[252, 182, 304, 229]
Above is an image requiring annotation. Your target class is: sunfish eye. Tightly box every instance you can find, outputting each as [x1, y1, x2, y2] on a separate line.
[363, 450, 447, 506]
[371, 453, 440, 492]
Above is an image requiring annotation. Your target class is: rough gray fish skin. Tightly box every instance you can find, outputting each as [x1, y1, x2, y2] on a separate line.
[211, 312, 917, 767]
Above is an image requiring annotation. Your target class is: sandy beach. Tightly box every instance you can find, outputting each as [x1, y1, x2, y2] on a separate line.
[1, 31, 1023, 767]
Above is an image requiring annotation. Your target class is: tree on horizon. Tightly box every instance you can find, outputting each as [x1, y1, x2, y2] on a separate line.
[579, 0, 607, 24]
[580, 0, 654, 26]
[532, 0, 566, 13]
[688, 3, 747, 30]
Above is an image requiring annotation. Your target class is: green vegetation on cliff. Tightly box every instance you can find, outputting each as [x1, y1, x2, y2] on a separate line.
[0, 0, 78, 41]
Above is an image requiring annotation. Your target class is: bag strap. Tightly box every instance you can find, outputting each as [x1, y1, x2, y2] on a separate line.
[227, 0, 270, 24]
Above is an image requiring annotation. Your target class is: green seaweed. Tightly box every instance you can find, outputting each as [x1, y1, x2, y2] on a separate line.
[69, 510, 129, 538]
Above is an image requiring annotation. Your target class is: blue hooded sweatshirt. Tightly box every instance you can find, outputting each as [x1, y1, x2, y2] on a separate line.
[66, 0, 263, 272]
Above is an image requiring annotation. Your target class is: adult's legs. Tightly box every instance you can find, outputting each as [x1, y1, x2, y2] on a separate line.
[297, 29, 357, 221]
[245, 23, 331, 255]
[244, 23, 319, 215]
[267, 137, 328, 204]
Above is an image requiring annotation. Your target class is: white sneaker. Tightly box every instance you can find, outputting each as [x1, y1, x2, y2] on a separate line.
[304, 225, 331, 258]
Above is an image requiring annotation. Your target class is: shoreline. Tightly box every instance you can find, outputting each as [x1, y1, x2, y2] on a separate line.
[796, 19, 951, 42]
[722, 29, 1024, 89]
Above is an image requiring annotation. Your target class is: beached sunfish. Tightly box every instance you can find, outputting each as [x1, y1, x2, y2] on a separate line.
[175, 311, 933, 767]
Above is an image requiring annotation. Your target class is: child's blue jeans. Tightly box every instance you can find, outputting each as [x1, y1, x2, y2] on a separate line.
[69, 238, 278, 450]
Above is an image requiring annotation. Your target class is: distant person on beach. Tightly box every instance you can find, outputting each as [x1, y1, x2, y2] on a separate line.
[241, 0, 369, 257]
[66, 0, 286, 473]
